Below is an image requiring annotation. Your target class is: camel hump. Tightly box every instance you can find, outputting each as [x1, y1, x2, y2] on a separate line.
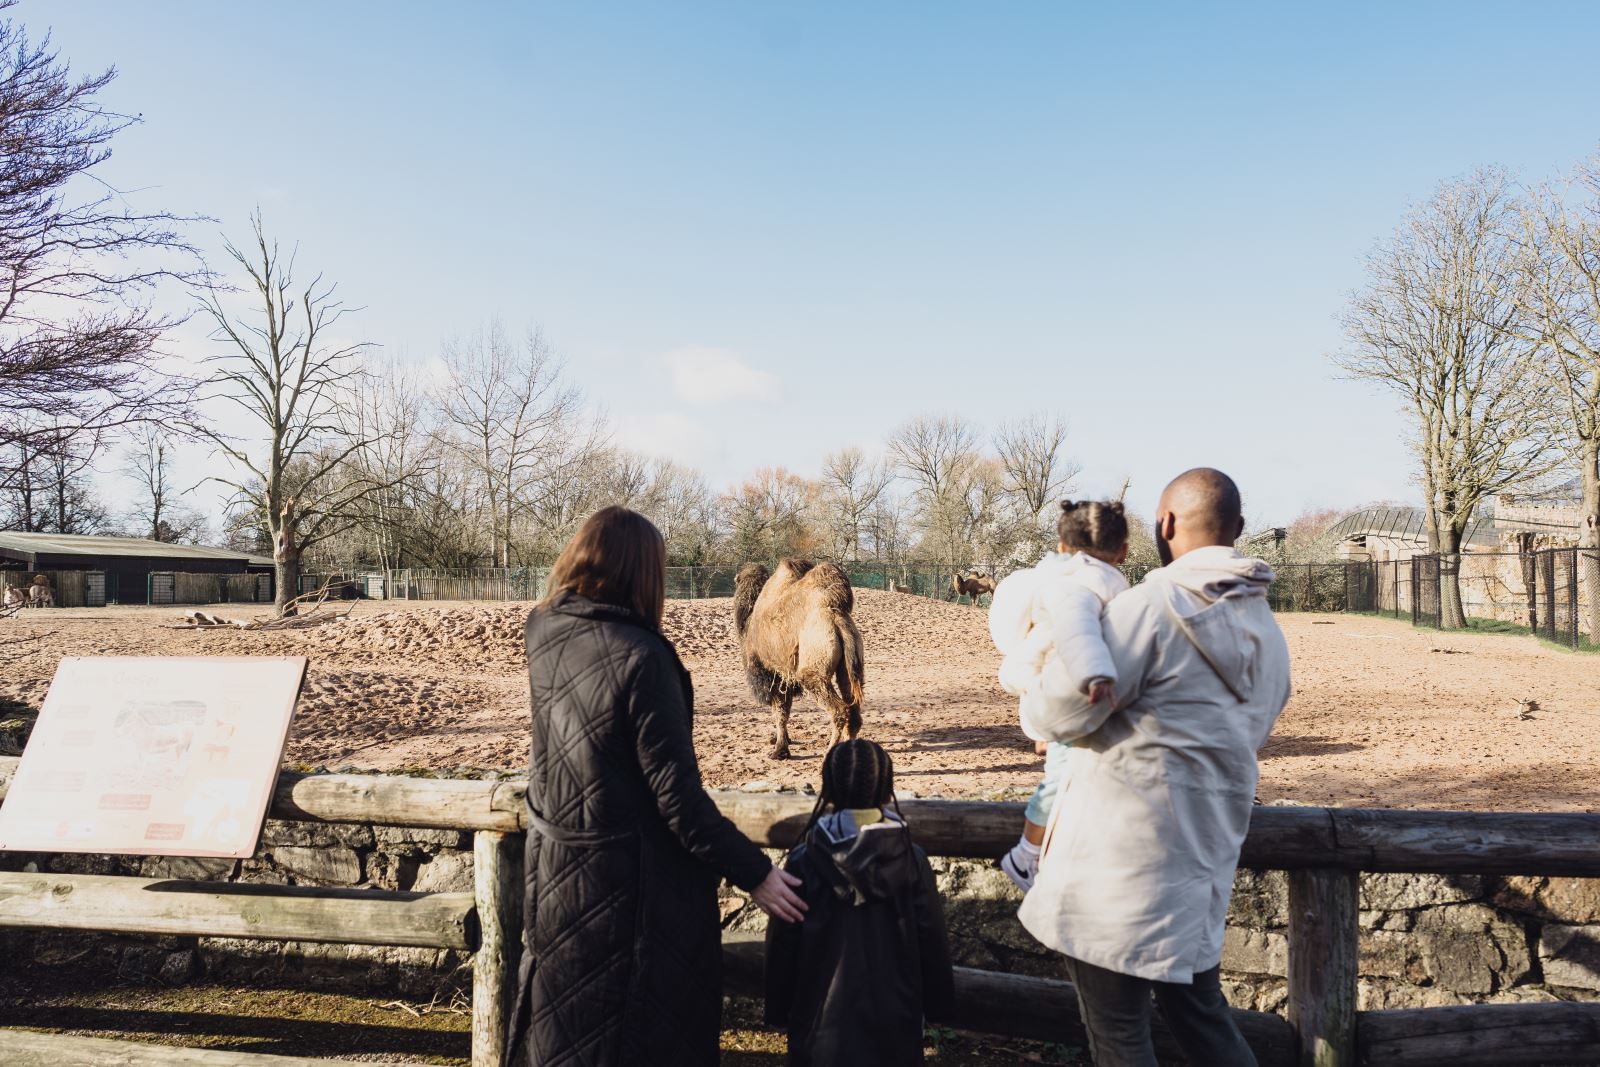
[804, 560, 854, 614]
[774, 558, 816, 581]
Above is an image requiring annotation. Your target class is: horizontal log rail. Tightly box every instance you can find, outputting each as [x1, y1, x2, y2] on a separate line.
[4, 756, 1600, 874]
[722, 933, 1298, 1066]
[1, 1030, 434, 1066]
[0, 872, 476, 950]
[1358, 1002, 1600, 1066]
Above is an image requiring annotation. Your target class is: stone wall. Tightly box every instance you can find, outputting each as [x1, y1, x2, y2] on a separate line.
[721, 859, 1600, 1012]
[1222, 869, 1600, 1011]
[6, 804, 1600, 1015]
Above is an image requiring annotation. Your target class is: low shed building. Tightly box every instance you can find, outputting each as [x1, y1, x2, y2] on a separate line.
[0, 533, 274, 607]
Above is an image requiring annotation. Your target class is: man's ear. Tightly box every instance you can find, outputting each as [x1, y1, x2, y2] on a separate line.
[1156, 511, 1175, 541]
[1232, 515, 1246, 543]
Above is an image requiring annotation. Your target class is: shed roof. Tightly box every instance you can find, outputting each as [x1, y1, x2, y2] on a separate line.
[0, 531, 273, 567]
[1322, 506, 1498, 548]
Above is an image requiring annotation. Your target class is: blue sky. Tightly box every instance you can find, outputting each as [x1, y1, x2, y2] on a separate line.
[36, 2, 1600, 525]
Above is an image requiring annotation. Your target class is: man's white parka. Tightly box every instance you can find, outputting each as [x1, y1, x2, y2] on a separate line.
[1016, 546, 1292, 983]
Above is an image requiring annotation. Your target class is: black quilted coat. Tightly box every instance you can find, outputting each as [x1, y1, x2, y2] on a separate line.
[507, 592, 773, 1067]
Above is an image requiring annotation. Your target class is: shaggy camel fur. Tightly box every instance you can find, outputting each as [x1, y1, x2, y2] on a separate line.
[734, 559, 865, 760]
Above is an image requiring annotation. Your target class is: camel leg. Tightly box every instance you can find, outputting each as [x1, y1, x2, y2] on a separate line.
[817, 689, 858, 751]
[769, 692, 794, 760]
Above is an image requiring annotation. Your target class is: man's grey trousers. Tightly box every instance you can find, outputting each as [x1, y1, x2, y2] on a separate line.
[1065, 956, 1257, 1067]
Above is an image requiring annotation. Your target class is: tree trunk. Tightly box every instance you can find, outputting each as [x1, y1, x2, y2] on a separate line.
[1516, 532, 1538, 630]
[273, 498, 301, 618]
[1581, 439, 1600, 643]
[1439, 525, 1467, 630]
[1421, 462, 1441, 554]
[275, 553, 302, 618]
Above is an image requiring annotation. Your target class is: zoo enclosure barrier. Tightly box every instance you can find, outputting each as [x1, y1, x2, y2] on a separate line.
[1269, 548, 1597, 649]
[2, 756, 1599, 1067]
[299, 563, 1041, 604]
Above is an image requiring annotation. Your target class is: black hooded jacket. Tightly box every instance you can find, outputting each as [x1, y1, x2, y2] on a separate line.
[508, 591, 773, 1067]
[764, 809, 956, 1067]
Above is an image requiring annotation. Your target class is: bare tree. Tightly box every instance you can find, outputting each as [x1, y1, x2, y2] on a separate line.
[0, 421, 108, 533]
[437, 323, 587, 567]
[1512, 155, 1600, 636]
[818, 447, 893, 560]
[888, 414, 986, 562]
[402, 453, 492, 569]
[1338, 170, 1559, 627]
[888, 414, 979, 503]
[0, 4, 199, 463]
[645, 460, 721, 565]
[199, 216, 393, 615]
[342, 358, 432, 573]
[121, 426, 207, 543]
[720, 467, 817, 563]
[994, 414, 1077, 519]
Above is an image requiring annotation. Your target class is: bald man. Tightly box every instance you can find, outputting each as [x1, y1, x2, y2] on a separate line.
[1017, 468, 1291, 1067]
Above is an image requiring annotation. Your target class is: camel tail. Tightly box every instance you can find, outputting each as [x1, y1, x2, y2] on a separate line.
[833, 612, 865, 711]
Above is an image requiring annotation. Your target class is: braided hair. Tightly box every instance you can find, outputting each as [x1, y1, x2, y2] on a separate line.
[1057, 499, 1129, 562]
[799, 738, 897, 839]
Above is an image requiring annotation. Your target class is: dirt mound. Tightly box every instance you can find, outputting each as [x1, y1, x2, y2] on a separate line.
[298, 605, 532, 668]
[272, 588, 985, 671]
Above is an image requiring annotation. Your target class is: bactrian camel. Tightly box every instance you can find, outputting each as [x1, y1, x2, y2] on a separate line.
[733, 559, 865, 760]
[951, 569, 996, 602]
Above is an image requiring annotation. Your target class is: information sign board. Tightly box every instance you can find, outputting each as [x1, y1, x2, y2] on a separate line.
[0, 656, 308, 857]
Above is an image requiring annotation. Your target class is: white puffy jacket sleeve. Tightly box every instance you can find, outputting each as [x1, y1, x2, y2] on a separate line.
[1021, 589, 1154, 744]
[987, 568, 1038, 656]
[1039, 580, 1118, 691]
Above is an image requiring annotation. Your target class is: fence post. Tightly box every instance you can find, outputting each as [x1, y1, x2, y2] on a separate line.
[472, 830, 524, 1067]
[1287, 867, 1358, 1067]
[1568, 548, 1580, 650]
[1410, 559, 1418, 627]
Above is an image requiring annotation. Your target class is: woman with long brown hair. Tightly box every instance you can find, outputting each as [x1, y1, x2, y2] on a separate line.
[507, 506, 806, 1066]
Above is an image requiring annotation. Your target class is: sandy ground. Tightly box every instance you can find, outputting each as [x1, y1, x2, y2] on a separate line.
[1, 593, 1596, 811]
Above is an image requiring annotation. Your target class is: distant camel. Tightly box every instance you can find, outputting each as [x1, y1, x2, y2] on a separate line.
[734, 560, 865, 760]
[952, 570, 996, 602]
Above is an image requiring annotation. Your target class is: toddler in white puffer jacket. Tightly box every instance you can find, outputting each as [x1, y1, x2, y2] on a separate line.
[988, 499, 1130, 891]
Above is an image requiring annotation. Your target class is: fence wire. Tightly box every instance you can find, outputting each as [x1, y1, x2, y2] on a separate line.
[1270, 549, 1593, 649]
[306, 549, 1596, 650]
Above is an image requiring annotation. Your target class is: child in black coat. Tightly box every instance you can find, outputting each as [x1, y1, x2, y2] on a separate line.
[764, 739, 956, 1067]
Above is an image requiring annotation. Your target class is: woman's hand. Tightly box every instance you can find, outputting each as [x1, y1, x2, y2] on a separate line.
[751, 867, 808, 924]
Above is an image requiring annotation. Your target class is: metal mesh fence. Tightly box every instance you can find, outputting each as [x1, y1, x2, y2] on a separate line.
[353, 563, 1020, 605]
[1532, 547, 1598, 651]
[1265, 550, 1593, 649]
[301, 550, 1597, 650]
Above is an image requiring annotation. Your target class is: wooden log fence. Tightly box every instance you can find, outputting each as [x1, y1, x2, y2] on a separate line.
[3, 753, 1600, 1066]
[2, 1031, 433, 1067]
[0, 872, 475, 949]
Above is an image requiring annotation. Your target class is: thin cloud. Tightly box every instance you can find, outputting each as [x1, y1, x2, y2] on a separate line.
[613, 411, 719, 466]
[663, 346, 780, 407]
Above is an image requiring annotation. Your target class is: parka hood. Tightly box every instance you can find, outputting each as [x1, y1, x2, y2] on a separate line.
[1145, 546, 1276, 702]
[806, 809, 919, 905]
